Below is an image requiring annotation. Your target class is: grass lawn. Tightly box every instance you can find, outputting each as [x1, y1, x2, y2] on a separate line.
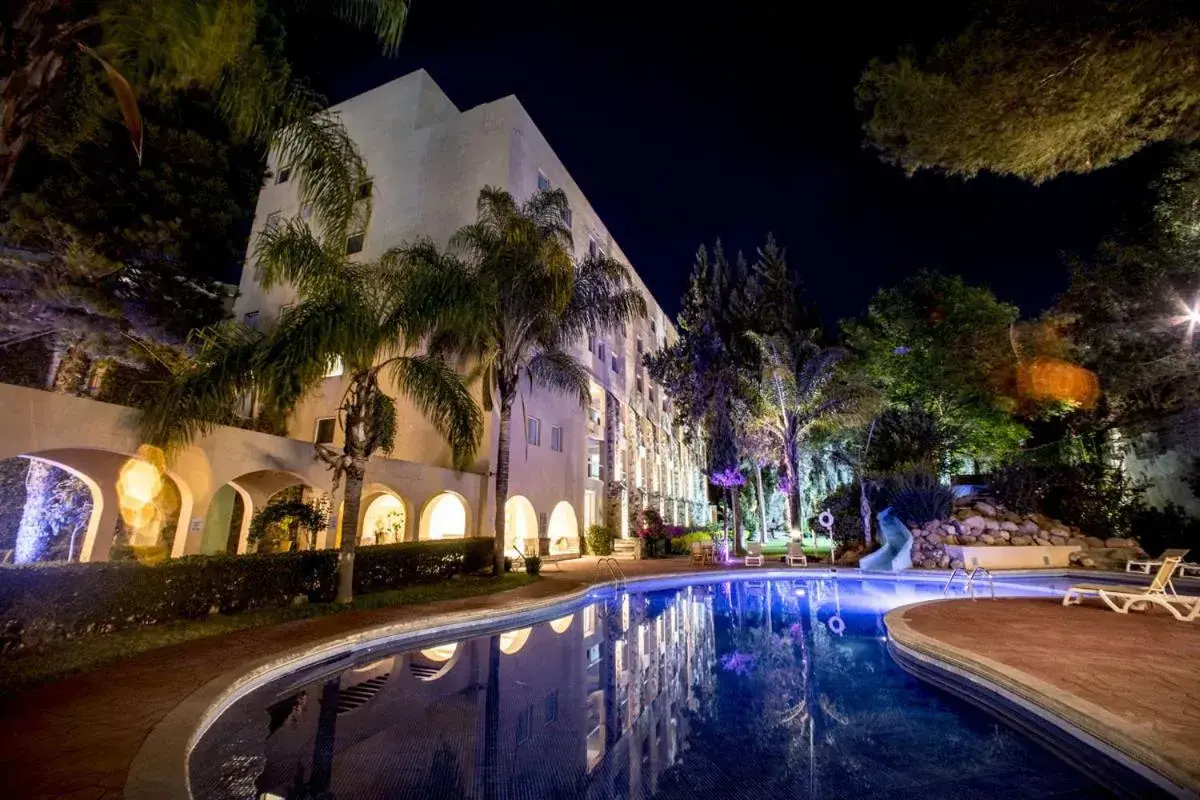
[0, 573, 536, 696]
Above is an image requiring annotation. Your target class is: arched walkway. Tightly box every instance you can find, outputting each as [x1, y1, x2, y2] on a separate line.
[547, 500, 580, 555]
[504, 495, 538, 556]
[201, 470, 322, 555]
[419, 491, 469, 540]
[360, 491, 410, 545]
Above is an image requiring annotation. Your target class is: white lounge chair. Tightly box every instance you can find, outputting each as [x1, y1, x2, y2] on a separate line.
[745, 542, 764, 567]
[1126, 548, 1191, 575]
[786, 541, 807, 567]
[1064, 556, 1200, 622]
[690, 541, 707, 566]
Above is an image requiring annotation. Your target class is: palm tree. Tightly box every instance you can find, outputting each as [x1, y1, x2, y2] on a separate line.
[139, 217, 482, 603]
[2, 0, 409, 209]
[399, 187, 646, 577]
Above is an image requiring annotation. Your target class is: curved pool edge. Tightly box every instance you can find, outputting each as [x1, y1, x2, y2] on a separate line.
[124, 565, 1160, 800]
[884, 602, 1199, 799]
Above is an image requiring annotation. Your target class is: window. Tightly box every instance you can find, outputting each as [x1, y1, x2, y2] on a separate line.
[586, 642, 600, 665]
[243, 310, 259, 329]
[279, 302, 295, 320]
[275, 167, 290, 184]
[636, 372, 644, 395]
[544, 690, 558, 724]
[264, 211, 282, 232]
[300, 205, 312, 221]
[527, 417, 541, 446]
[583, 605, 596, 637]
[537, 171, 551, 192]
[650, 318, 657, 334]
[551, 426, 563, 452]
[636, 337, 643, 355]
[611, 355, 619, 373]
[587, 332, 595, 352]
[588, 236, 598, 259]
[516, 705, 532, 745]
[597, 342, 605, 362]
[314, 417, 336, 444]
[346, 232, 365, 255]
[649, 387, 656, 406]
[324, 355, 344, 378]
[562, 205, 572, 227]
[358, 180, 373, 200]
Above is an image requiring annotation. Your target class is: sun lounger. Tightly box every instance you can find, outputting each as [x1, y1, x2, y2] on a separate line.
[1126, 548, 1190, 575]
[745, 542, 764, 567]
[690, 542, 706, 566]
[786, 541, 807, 567]
[1064, 556, 1200, 622]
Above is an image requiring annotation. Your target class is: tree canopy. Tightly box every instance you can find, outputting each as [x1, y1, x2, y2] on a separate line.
[857, 0, 1200, 182]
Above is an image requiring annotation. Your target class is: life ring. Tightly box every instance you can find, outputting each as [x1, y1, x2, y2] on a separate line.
[818, 511, 834, 531]
[827, 615, 845, 636]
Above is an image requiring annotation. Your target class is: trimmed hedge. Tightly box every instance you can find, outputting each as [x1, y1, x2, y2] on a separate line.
[585, 524, 614, 556]
[0, 538, 492, 650]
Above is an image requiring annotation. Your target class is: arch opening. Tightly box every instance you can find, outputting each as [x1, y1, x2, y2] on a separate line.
[361, 493, 409, 545]
[547, 500, 580, 556]
[420, 492, 468, 540]
[504, 495, 538, 556]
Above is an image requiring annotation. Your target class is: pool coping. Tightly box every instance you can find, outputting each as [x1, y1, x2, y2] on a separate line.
[885, 601, 1199, 798]
[126, 566, 1188, 799]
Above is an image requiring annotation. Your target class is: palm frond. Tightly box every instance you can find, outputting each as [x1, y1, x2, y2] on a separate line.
[327, 0, 410, 55]
[254, 218, 354, 293]
[527, 346, 591, 408]
[386, 354, 483, 469]
[270, 106, 367, 241]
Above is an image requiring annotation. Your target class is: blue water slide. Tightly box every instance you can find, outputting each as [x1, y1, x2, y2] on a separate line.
[858, 506, 913, 572]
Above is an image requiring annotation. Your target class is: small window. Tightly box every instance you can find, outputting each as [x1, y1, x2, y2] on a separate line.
[650, 318, 657, 334]
[583, 605, 596, 637]
[264, 211, 282, 232]
[587, 332, 595, 352]
[586, 642, 601, 665]
[324, 356, 344, 378]
[275, 167, 291, 184]
[649, 387, 656, 406]
[544, 690, 558, 724]
[597, 342, 605, 362]
[314, 417, 336, 444]
[527, 417, 541, 446]
[516, 705, 532, 745]
[358, 180, 373, 200]
[611, 355, 619, 373]
[243, 310, 260, 329]
[636, 337, 643, 355]
[562, 206, 572, 227]
[588, 236, 598, 259]
[537, 171, 551, 192]
[346, 232, 365, 255]
[279, 302, 295, 320]
[636, 373, 644, 394]
[300, 205, 312, 221]
[551, 426, 563, 452]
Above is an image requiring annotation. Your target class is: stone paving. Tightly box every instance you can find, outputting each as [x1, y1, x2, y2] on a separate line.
[0, 558, 1194, 798]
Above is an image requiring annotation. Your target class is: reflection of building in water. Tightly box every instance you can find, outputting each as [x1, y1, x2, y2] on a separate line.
[218, 588, 716, 800]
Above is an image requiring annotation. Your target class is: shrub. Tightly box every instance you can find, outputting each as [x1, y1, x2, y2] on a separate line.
[585, 524, 614, 556]
[636, 509, 670, 557]
[524, 556, 542, 576]
[989, 462, 1043, 514]
[669, 529, 715, 555]
[885, 472, 953, 526]
[992, 461, 1147, 538]
[1132, 503, 1200, 556]
[813, 482, 872, 550]
[0, 538, 493, 650]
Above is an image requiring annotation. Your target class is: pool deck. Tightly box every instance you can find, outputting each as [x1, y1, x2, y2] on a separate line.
[0, 558, 1196, 798]
[886, 597, 1200, 795]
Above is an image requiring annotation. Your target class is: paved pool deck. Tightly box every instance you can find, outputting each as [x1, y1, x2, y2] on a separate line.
[0, 558, 1195, 798]
[886, 597, 1200, 794]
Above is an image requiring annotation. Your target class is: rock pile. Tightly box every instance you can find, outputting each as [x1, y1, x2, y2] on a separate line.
[906, 498, 1145, 570]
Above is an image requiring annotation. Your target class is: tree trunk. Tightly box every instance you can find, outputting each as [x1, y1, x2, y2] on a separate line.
[309, 677, 340, 793]
[783, 437, 802, 537]
[859, 478, 873, 549]
[492, 399, 513, 578]
[335, 464, 365, 604]
[482, 633, 501, 800]
[732, 488, 744, 556]
[754, 462, 769, 542]
[51, 341, 89, 394]
[795, 451, 809, 535]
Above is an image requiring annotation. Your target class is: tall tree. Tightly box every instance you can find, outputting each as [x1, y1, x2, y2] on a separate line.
[404, 187, 646, 577]
[140, 216, 482, 603]
[857, 0, 1200, 183]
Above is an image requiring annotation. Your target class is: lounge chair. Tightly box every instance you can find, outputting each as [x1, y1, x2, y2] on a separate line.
[1063, 556, 1200, 622]
[1126, 548, 1191, 575]
[690, 542, 707, 566]
[745, 542, 764, 567]
[786, 541, 807, 567]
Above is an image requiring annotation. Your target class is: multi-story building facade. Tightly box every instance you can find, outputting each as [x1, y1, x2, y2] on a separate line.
[233, 69, 706, 553]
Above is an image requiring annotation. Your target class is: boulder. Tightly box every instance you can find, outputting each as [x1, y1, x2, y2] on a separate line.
[1035, 536, 1052, 547]
[926, 533, 943, 545]
[1049, 535, 1067, 546]
[950, 559, 965, 570]
[974, 502, 997, 517]
[982, 519, 1000, 531]
[1081, 557, 1097, 568]
[1084, 536, 1106, 548]
[943, 534, 960, 546]
[1105, 537, 1136, 549]
[1049, 528, 1069, 538]
[979, 534, 996, 545]
[961, 515, 985, 529]
[1018, 521, 1040, 534]
[960, 534, 978, 544]
[938, 554, 950, 568]
[1068, 537, 1088, 548]
[942, 523, 958, 536]
[1010, 535, 1034, 545]
[999, 521, 1019, 532]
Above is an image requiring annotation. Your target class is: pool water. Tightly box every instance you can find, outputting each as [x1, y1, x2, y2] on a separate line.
[190, 577, 1117, 799]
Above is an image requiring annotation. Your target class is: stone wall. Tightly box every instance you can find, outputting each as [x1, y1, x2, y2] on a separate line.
[909, 498, 1145, 570]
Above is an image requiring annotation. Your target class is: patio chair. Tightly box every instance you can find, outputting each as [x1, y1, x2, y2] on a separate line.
[1126, 548, 1191, 575]
[702, 542, 716, 564]
[1063, 556, 1200, 622]
[786, 541, 807, 567]
[690, 541, 707, 566]
[745, 542, 764, 567]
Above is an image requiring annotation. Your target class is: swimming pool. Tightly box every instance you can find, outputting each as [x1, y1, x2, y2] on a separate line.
[188, 575, 1138, 799]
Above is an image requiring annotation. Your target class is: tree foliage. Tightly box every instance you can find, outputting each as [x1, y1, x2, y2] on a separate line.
[857, 0, 1200, 182]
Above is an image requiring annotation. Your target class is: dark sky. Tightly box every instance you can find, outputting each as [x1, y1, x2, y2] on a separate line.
[289, 0, 1161, 327]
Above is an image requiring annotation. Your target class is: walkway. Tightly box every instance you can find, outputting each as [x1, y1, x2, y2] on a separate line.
[886, 598, 1200, 794]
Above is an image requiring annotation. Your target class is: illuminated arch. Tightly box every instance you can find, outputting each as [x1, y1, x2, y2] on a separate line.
[504, 495, 538, 556]
[547, 500, 579, 555]
[419, 492, 469, 540]
[361, 492, 409, 545]
[410, 643, 461, 681]
[499, 627, 532, 655]
[549, 614, 574, 634]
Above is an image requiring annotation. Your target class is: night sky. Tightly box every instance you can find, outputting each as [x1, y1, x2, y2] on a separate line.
[289, 0, 1164, 327]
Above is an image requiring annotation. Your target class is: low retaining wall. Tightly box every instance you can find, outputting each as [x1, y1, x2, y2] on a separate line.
[946, 544, 1080, 569]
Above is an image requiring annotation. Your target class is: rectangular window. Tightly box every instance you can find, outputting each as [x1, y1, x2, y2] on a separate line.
[243, 310, 259, 329]
[324, 355, 344, 378]
[587, 332, 595, 352]
[358, 180, 373, 200]
[544, 690, 558, 724]
[264, 211, 282, 232]
[551, 426, 563, 452]
[275, 167, 290, 184]
[516, 705, 532, 745]
[314, 417, 336, 445]
[279, 302, 294, 320]
[586, 642, 601, 665]
[611, 355, 619, 373]
[527, 417, 541, 446]
[588, 236, 598, 259]
[649, 387, 656, 406]
[636, 337, 643, 355]
[537, 171, 551, 192]
[583, 604, 596, 637]
[597, 342, 605, 362]
[346, 232, 365, 255]
[636, 373, 644, 394]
